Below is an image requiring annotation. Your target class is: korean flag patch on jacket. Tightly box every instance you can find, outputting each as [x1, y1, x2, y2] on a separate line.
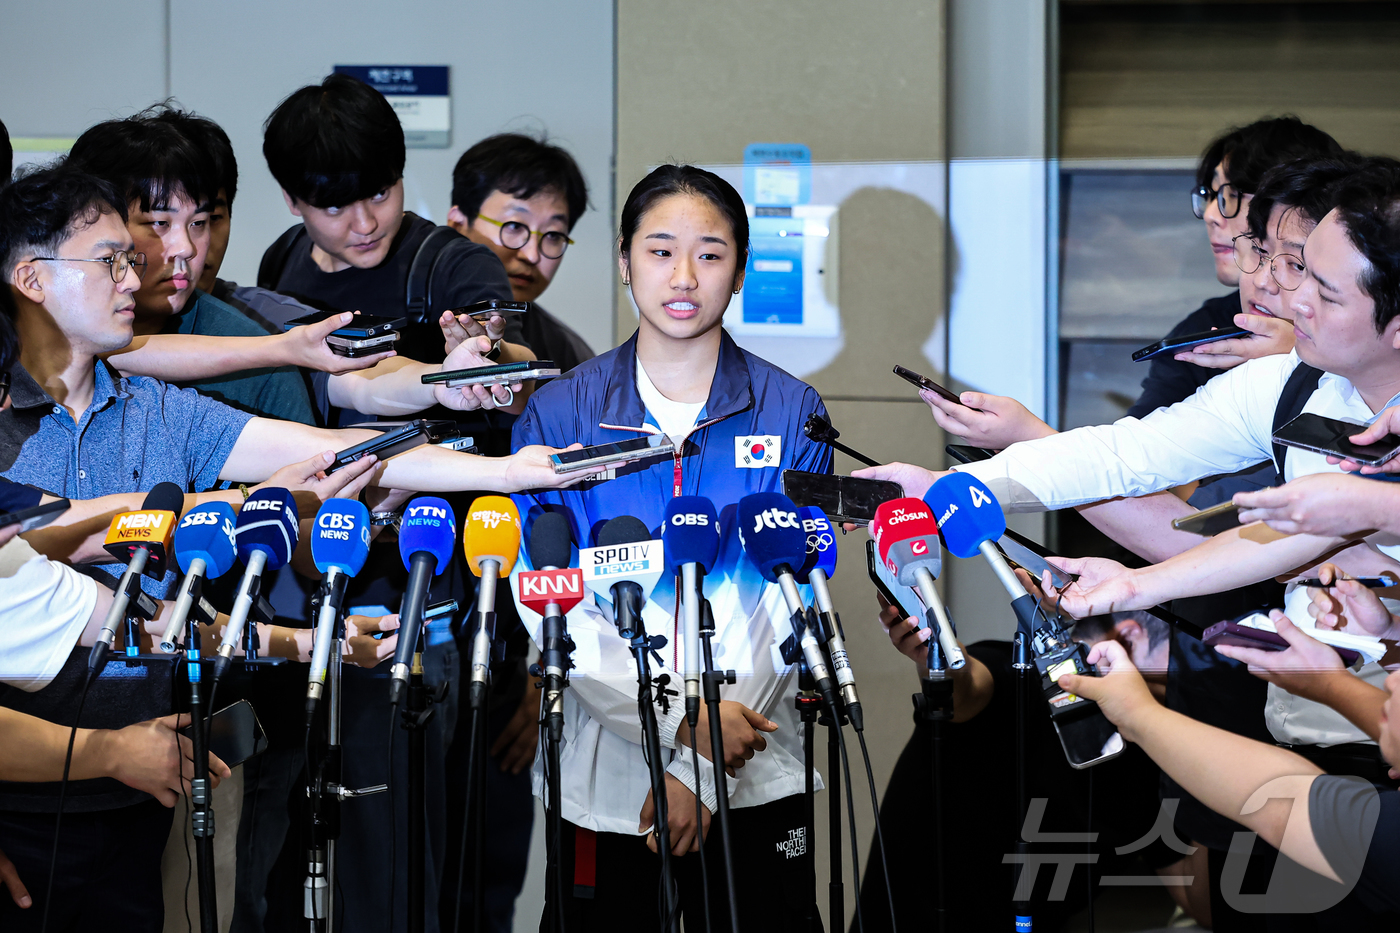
[735, 434, 781, 468]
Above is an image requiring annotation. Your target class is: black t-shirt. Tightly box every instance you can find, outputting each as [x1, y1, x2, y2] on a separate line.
[1126, 291, 1241, 419]
[1310, 775, 1400, 915]
[521, 302, 596, 374]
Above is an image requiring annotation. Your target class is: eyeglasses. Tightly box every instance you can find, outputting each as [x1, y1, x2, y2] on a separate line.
[474, 215, 573, 260]
[29, 250, 147, 283]
[1191, 183, 1244, 220]
[1232, 234, 1305, 291]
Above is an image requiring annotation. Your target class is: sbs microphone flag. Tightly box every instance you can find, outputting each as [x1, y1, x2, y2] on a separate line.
[159, 502, 237, 652]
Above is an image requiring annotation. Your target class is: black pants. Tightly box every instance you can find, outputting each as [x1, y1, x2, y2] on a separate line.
[0, 798, 174, 932]
[546, 794, 822, 933]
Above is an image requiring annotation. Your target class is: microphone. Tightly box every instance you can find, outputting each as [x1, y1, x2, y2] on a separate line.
[736, 492, 837, 709]
[924, 473, 1038, 634]
[580, 517, 664, 640]
[89, 482, 184, 675]
[214, 488, 299, 683]
[662, 497, 721, 719]
[389, 497, 457, 705]
[870, 498, 966, 672]
[795, 506, 868, 728]
[518, 511, 583, 739]
[462, 496, 521, 709]
[159, 503, 238, 653]
[306, 500, 372, 715]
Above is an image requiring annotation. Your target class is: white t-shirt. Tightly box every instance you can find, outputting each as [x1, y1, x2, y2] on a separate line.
[0, 537, 98, 691]
[635, 359, 704, 441]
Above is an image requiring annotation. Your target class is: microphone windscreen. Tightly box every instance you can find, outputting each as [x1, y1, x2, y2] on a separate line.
[662, 496, 720, 574]
[235, 488, 300, 570]
[794, 506, 837, 584]
[142, 481, 185, 517]
[597, 516, 650, 548]
[924, 472, 1006, 559]
[311, 499, 372, 576]
[400, 497, 457, 575]
[463, 496, 521, 576]
[871, 497, 942, 586]
[736, 492, 805, 583]
[528, 511, 574, 570]
[173, 503, 238, 578]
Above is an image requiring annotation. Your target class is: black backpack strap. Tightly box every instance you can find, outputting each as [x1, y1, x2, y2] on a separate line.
[1270, 362, 1325, 484]
[405, 226, 467, 325]
[256, 224, 307, 291]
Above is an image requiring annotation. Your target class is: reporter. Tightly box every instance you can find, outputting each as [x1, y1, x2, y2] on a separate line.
[1058, 641, 1400, 916]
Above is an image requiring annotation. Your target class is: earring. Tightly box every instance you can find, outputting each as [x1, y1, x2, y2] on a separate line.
[733, 287, 741, 294]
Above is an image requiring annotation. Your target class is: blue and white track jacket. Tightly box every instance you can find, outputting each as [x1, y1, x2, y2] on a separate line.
[510, 329, 832, 834]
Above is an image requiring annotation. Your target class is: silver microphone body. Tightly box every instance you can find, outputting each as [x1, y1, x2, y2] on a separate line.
[97, 547, 149, 655]
[681, 563, 701, 708]
[910, 566, 966, 671]
[307, 567, 345, 703]
[219, 549, 268, 662]
[159, 556, 205, 653]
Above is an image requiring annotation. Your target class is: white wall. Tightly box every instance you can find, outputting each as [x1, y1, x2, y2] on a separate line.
[0, 0, 617, 352]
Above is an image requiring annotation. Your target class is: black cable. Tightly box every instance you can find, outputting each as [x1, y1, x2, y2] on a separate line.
[451, 704, 482, 933]
[1087, 768, 1095, 933]
[183, 777, 194, 933]
[856, 730, 897, 933]
[833, 720, 866, 933]
[386, 709, 396, 933]
[689, 727, 713, 933]
[39, 673, 92, 933]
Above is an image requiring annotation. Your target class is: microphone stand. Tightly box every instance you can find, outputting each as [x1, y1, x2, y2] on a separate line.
[459, 567, 499, 933]
[912, 610, 954, 933]
[400, 610, 445, 933]
[185, 606, 218, 933]
[536, 604, 574, 933]
[698, 599, 741, 933]
[1012, 630, 1034, 933]
[794, 664, 821, 933]
[616, 587, 679, 931]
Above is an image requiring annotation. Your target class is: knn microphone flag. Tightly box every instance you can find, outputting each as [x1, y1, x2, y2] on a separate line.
[736, 492, 837, 707]
[870, 498, 965, 671]
[662, 496, 721, 716]
[306, 500, 372, 712]
[389, 497, 457, 705]
[924, 472, 1038, 634]
[519, 512, 584, 616]
[215, 488, 300, 682]
[90, 482, 184, 675]
[159, 502, 238, 653]
[463, 496, 522, 708]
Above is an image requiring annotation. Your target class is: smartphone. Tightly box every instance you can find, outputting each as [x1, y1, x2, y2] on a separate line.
[1055, 707, 1127, 770]
[1202, 620, 1363, 666]
[283, 309, 404, 358]
[449, 299, 529, 321]
[179, 700, 268, 768]
[0, 498, 71, 533]
[1132, 325, 1252, 363]
[995, 532, 1077, 591]
[865, 539, 917, 621]
[1171, 500, 1244, 537]
[1273, 412, 1400, 467]
[781, 470, 904, 527]
[892, 365, 962, 405]
[328, 420, 457, 474]
[1294, 574, 1398, 590]
[945, 444, 995, 465]
[375, 598, 457, 638]
[421, 361, 561, 387]
[549, 434, 675, 475]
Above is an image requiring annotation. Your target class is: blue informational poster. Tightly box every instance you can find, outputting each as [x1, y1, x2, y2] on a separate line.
[744, 214, 806, 325]
[334, 65, 451, 148]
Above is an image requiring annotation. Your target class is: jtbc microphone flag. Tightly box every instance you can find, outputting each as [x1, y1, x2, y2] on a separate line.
[924, 472, 1005, 558]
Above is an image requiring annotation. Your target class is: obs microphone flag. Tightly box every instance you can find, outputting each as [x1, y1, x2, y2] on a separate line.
[662, 497, 721, 717]
[870, 498, 965, 671]
[924, 473, 1038, 634]
[463, 496, 521, 709]
[737, 492, 837, 707]
[160, 503, 238, 653]
[796, 506, 867, 727]
[307, 500, 372, 713]
[215, 489, 299, 682]
[389, 497, 457, 705]
[90, 482, 184, 675]
[580, 517, 664, 639]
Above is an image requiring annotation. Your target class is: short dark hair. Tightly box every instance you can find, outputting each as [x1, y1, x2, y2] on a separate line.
[451, 133, 589, 231]
[1327, 158, 1400, 333]
[1246, 154, 1369, 242]
[1196, 116, 1344, 195]
[618, 165, 749, 266]
[1071, 610, 1169, 653]
[262, 73, 405, 209]
[68, 104, 219, 213]
[144, 106, 238, 212]
[0, 162, 128, 295]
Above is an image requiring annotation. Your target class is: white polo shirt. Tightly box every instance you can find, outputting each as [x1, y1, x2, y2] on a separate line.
[0, 537, 99, 691]
[958, 351, 1400, 747]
